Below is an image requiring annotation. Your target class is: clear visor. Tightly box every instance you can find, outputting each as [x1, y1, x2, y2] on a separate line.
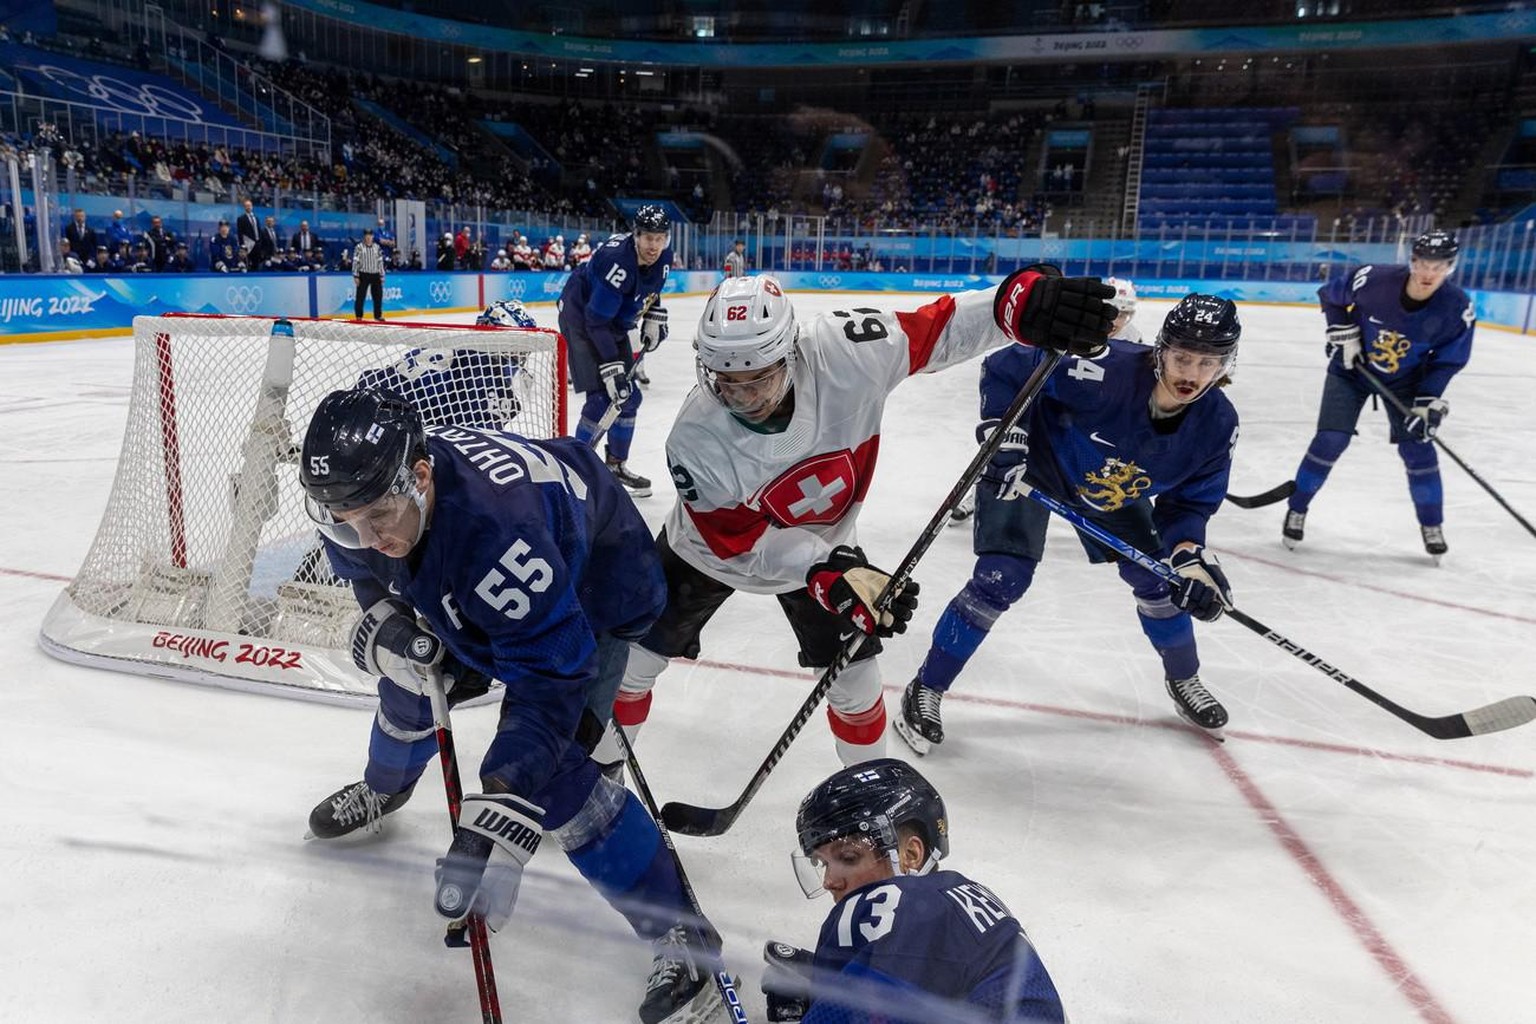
[305, 490, 417, 550]
[790, 833, 886, 899]
[1409, 255, 1455, 276]
[700, 360, 791, 422]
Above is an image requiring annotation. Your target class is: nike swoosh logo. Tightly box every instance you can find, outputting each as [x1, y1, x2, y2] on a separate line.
[1368, 317, 1384, 324]
[1089, 431, 1116, 448]
[388, 582, 401, 595]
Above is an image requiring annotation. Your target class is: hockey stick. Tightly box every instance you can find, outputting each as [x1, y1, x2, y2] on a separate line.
[1354, 368, 1536, 542]
[660, 350, 1068, 836]
[425, 671, 504, 1024]
[1224, 480, 1296, 509]
[612, 726, 751, 1023]
[1025, 486, 1536, 740]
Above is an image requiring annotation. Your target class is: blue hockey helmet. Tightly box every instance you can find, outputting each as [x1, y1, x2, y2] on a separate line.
[1412, 229, 1460, 263]
[477, 299, 536, 329]
[632, 204, 670, 236]
[300, 387, 426, 511]
[795, 758, 949, 864]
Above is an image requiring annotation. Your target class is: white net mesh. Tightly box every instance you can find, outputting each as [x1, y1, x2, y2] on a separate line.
[40, 314, 565, 702]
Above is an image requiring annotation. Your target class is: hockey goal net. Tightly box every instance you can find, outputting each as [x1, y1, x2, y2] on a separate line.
[40, 314, 567, 703]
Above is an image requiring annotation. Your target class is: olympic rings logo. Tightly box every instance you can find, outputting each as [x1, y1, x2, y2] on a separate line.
[225, 285, 264, 313]
[36, 65, 208, 121]
[504, 278, 527, 299]
[817, 275, 842, 289]
[428, 280, 453, 303]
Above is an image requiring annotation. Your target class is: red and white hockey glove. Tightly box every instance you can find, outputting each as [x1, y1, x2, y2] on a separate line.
[993, 265, 1116, 356]
[807, 545, 919, 638]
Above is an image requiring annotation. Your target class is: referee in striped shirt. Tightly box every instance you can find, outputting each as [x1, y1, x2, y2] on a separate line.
[352, 227, 386, 321]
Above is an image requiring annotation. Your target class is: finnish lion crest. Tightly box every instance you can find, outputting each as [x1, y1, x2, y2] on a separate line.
[1078, 457, 1152, 511]
[1367, 330, 1412, 374]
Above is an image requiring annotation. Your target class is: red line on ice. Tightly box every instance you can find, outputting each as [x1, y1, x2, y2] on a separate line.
[1208, 742, 1461, 1024]
[685, 658, 1532, 779]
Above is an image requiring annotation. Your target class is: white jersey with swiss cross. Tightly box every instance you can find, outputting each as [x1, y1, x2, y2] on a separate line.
[663, 286, 1014, 594]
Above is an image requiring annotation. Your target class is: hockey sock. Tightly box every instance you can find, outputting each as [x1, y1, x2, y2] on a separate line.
[827, 700, 888, 765]
[564, 788, 691, 940]
[916, 554, 1036, 692]
[604, 387, 644, 463]
[362, 685, 437, 795]
[1121, 562, 1199, 680]
[1290, 430, 1352, 513]
[1397, 440, 1444, 526]
[572, 390, 611, 448]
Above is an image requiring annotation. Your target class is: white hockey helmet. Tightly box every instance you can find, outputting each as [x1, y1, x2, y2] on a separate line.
[1105, 276, 1138, 317]
[695, 274, 798, 422]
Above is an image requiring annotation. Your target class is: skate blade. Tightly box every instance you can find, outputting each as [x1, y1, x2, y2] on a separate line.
[654, 978, 730, 1024]
[1429, 553, 1444, 567]
[1171, 708, 1226, 743]
[893, 717, 933, 756]
[1281, 537, 1301, 551]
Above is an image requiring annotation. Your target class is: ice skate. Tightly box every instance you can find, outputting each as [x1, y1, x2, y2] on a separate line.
[1421, 524, 1447, 565]
[305, 780, 415, 840]
[1165, 675, 1228, 739]
[606, 456, 652, 498]
[1281, 509, 1305, 551]
[639, 923, 728, 1024]
[947, 489, 976, 526]
[894, 677, 945, 756]
[635, 365, 651, 387]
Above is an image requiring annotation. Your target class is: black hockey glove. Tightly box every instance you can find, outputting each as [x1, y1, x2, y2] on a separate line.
[762, 941, 815, 1023]
[598, 360, 632, 404]
[434, 792, 544, 932]
[1403, 396, 1448, 441]
[807, 545, 919, 638]
[1166, 546, 1232, 623]
[1325, 323, 1363, 369]
[350, 597, 446, 695]
[993, 268, 1115, 356]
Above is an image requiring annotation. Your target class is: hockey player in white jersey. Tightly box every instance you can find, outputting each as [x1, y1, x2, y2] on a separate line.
[599, 271, 1115, 766]
[1106, 276, 1141, 343]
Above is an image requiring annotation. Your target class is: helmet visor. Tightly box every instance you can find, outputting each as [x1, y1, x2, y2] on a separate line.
[700, 360, 791, 422]
[304, 490, 415, 550]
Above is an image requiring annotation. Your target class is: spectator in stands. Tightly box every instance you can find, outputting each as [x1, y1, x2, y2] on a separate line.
[210, 220, 243, 273]
[352, 226, 386, 322]
[64, 208, 95, 257]
[236, 199, 260, 259]
[143, 215, 172, 272]
[291, 219, 319, 255]
[57, 238, 83, 274]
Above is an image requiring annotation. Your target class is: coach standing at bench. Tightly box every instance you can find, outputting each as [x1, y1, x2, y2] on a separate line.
[352, 227, 386, 322]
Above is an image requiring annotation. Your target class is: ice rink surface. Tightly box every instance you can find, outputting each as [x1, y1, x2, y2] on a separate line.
[2, 287, 1533, 1024]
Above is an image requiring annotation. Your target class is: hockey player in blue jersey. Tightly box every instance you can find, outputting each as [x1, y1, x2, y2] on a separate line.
[297, 387, 726, 1024]
[897, 293, 1243, 751]
[761, 759, 1066, 1024]
[1282, 230, 1475, 561]
[559, 204, 673, 497]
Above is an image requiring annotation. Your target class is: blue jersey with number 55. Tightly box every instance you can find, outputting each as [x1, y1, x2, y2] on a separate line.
[982, 339, 1239, 548]
[805, 870, 1065, 1024]
[559, 233, 672, 363]
[325, 427, 665, 794]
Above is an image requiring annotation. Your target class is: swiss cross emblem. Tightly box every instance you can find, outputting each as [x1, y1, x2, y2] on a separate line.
[758, 450, 860, 526]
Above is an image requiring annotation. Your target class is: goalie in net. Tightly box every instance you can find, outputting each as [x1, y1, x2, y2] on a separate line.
[38, 303, 565, 702]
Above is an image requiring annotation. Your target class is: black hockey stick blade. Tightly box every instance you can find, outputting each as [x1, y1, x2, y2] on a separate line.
[1225, 480, 1296, 509]
[661, 350, 1070, 838]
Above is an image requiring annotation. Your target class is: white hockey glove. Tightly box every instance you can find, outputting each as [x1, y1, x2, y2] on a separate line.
[978, 418, 1030, 501]
[598, 360, 632, 404]
[640, 306, 669, 352]
[1165, 546, 1233, 623]
[434, 792, 544, 932]
[807, 545, 920, 638]
[761, 941, 815, 1023]
[1325, 324, 1363, 369]
[1404, 396, 1448, 441]
[349, 597, 446, 696]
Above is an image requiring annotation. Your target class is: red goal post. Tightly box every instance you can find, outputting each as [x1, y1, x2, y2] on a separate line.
[40, 313, 568, 704]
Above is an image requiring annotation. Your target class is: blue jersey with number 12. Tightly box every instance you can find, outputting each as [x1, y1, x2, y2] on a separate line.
[559, 233, 672, 362]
